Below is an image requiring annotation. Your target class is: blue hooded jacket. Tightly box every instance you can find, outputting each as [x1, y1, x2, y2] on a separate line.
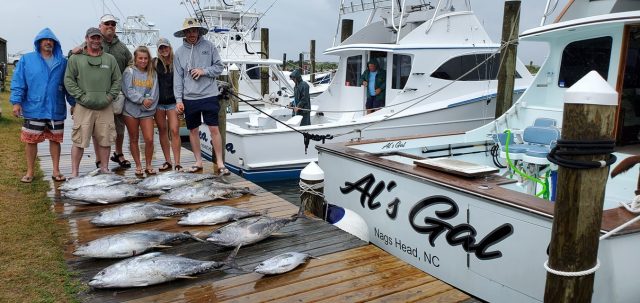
[10, 28, 74, 120]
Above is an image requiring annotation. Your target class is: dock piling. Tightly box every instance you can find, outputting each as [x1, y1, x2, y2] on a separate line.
[300, 162, 326, 219]
[341, 19, 354, 43]
[260, 28, 269, 99]
[310, 40, 316, 84]
[495, 0, 521, 118]
[543, 71, 618, 303]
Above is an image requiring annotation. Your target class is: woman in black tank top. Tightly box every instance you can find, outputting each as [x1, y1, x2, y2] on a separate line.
[153, 38, 182, 171]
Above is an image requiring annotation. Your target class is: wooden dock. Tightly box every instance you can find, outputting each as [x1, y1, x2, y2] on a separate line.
[36, 123, 475, 302]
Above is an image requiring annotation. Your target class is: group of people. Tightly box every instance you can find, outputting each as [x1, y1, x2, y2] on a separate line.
[10, 15, 230, 182]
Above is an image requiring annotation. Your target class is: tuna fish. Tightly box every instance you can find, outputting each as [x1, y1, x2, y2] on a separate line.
[88, 247, 239, 288]
[63, 182, 165, 204]
[206, 206, 304, 247]
[178, 206, 262, 226]
[59, 169, 136, 191]
[254, 252, 314, 275]
[73, 230, 204, 258]
[91, 202, 190, 226]
[160, 180, 254, 204]
[136, 171, 219, 190]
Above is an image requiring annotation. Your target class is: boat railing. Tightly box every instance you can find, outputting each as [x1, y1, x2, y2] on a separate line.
[334, 0, 472, 45]
[339, 0, 393, 14]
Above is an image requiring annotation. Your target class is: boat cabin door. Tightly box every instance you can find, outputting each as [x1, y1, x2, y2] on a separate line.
[361, 52, 388, 113]
[617, 26, 640, 145]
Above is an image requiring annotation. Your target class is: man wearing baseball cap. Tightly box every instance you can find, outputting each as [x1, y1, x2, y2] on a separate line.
[64, 27, 122, 177]
[72, 14, 133, 169]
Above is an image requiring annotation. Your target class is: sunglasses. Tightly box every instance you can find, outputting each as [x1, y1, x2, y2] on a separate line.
[103, 21, 116, 26]
[159, 45, 170, 50]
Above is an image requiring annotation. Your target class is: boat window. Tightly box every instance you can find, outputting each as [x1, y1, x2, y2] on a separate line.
[430, 53, 521, 81]
[345, 55, 362, 86]
[558, 36, 612, 88]
[245, 64, 261, 80]
[392, 54, 412, 89]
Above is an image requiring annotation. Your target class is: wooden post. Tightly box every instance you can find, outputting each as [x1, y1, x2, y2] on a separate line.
[543, 71, 618, 303]
[341, 19, 354, 43]
[298, 53, 304, 71]
[310, 40, 316, 84]
[282, 53, 287, 71]
[495, 0, 520, 118]
[229, 64, 240, 113]
[260, 28, 269, 98]
[300, 162, 325, 218]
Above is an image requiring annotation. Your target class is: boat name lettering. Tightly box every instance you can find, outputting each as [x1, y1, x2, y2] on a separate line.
[381, 141, 407, 150]
[339, 174, 400, 219]
[409, 195, 514, 260]
[225, 143, 236, 154]
[199, 131, 209, 143]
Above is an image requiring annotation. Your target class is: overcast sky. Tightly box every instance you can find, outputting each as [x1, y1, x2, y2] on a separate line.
[0, 0, 567, 65]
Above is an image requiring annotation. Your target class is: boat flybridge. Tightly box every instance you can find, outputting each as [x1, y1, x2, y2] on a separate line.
[199, 0, 534, 181]
[318, 1, 640, 302]
[117, 15, 160, 57]
[193, 0, 326, 109]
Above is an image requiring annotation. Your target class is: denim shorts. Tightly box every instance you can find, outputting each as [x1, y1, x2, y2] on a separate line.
[156, 103, 177, 111]
[184, 96, 220, 130]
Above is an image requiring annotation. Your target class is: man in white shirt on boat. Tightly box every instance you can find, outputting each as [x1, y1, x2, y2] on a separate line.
[360, 59, 386, 114]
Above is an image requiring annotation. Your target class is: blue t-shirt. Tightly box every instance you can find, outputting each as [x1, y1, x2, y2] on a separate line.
[44, 57, 55, 70]
[368, 71, 377, 96]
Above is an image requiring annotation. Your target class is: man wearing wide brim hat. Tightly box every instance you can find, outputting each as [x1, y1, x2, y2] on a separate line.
[173, 18, 229, 176]
[173, 18, 209, 38]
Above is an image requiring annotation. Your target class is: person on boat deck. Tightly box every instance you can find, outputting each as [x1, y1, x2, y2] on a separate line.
[173, 18, 229, 176]
[154, 38, 182, 172]
[71, 14, 133, 170]
[289, 69, 311, 126]
[64, 27, 122, 177]
[10, 28, 75, 183]
[360, 59, 386, 114]
[122, 46, 159, 176]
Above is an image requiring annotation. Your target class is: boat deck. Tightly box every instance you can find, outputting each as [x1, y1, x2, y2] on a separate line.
[36, 127, 476, 302]
[318, 138, 640, 236]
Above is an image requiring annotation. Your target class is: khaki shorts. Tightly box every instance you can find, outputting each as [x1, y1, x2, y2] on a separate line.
[72, 104, 116, 148]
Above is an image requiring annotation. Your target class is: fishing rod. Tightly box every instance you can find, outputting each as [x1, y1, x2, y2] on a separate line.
[248, 0, 280, 32]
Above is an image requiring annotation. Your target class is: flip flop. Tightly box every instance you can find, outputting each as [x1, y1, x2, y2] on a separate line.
[175, 165, 183, 172]
[51, 175, 67, 182]
[20, 175, 34, 183]
[217, 167, 231, 176]
[145, 168, 157, 175]
[189, 166, 203, 173]
[134, 168, 144, 177]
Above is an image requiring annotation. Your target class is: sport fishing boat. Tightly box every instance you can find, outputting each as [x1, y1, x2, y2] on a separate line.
[199, 0, 534, 181]
[318, 1, 640, 302]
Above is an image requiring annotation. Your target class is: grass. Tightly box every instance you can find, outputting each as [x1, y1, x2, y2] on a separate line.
[0, 66, 82, 302]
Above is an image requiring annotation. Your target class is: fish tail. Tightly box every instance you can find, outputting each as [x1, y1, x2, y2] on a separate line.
[183, 231, 206, 242]
[292, 202, 307, 221]
[222, 245, 245, 271]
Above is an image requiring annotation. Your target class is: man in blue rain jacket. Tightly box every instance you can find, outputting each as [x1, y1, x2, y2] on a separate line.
[10, 28, 74, 183]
